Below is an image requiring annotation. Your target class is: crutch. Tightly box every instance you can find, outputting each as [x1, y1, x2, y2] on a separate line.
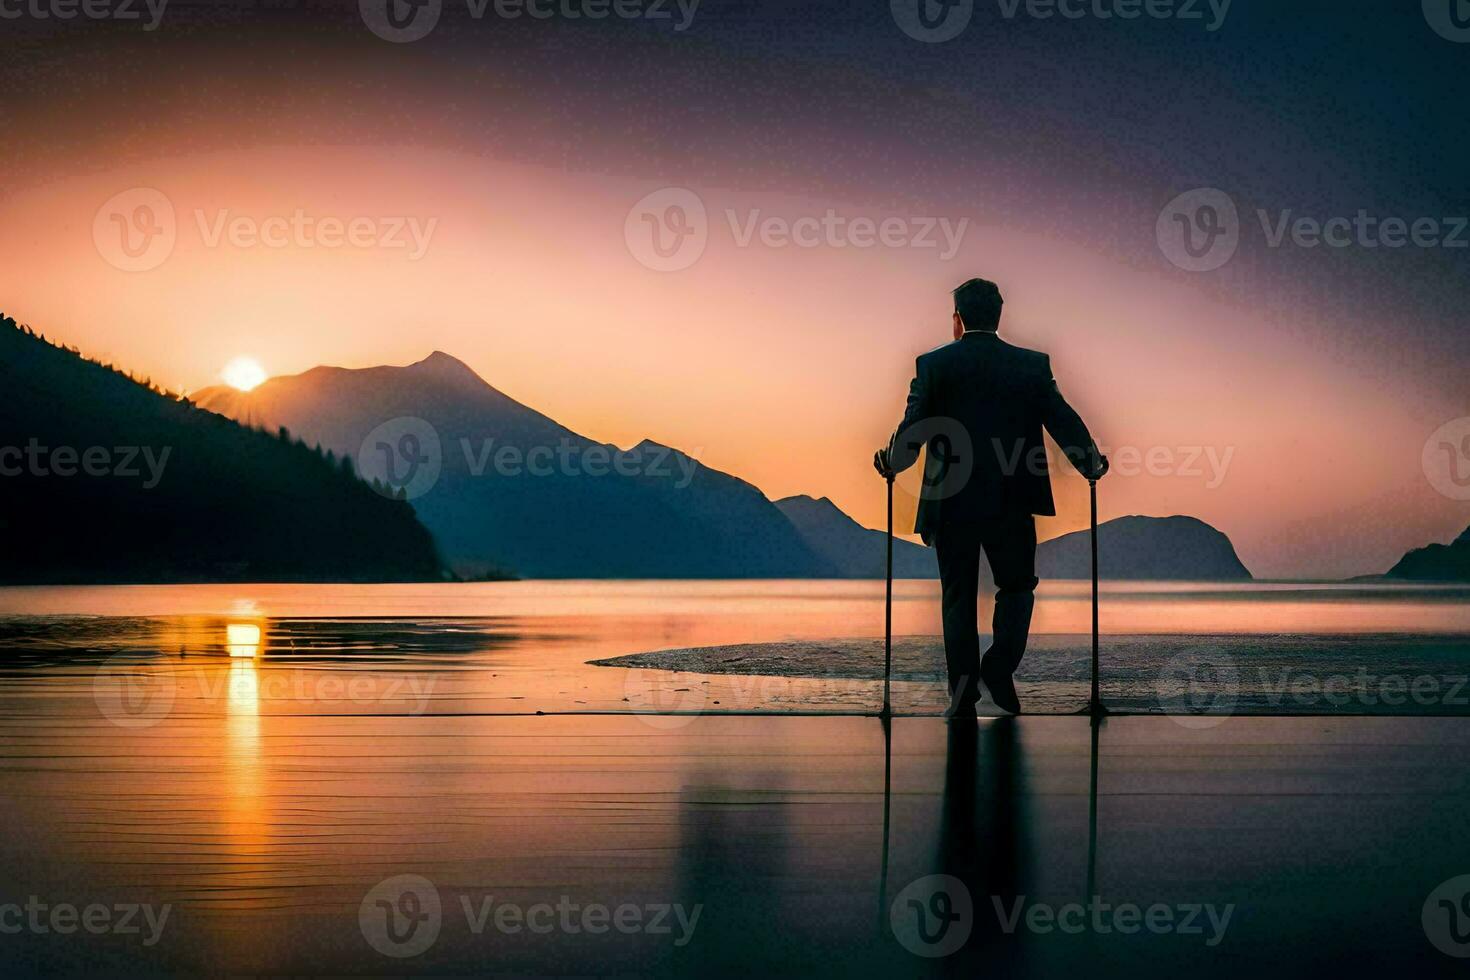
[877, 470, 895, 935]
[1087, 478, 1108, 718]
[882, 470, 895, 721]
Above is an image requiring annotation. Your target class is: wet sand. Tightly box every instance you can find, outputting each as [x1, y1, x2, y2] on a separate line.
[595, 632, 1470, 715]
[2, 584, 1469, 974]
[3, 713, 1470, 976]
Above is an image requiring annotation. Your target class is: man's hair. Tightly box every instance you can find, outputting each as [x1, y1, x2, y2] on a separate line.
[952, 278, 1003, 332]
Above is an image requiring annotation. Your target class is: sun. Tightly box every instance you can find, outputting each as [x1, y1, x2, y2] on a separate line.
[221, 357, 268, 392]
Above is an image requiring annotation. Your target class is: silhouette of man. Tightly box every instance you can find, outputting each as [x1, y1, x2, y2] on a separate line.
[875, 278, 1107, 717]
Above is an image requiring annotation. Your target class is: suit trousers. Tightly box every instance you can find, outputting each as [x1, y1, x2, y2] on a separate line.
[933, 514, 1039, 707]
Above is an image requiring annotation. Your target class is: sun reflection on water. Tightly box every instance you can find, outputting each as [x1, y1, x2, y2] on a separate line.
[226, 622, 261, 658]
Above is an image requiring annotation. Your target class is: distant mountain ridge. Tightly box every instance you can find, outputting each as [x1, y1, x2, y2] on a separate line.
[197, 353, 832, 579]
[1383, 526, 1470, 582]
[776, 495, 939, 578]
[777, 498, 1252, 581]
[0, 315, 442, 584]
[1037, 515, 1253, 580]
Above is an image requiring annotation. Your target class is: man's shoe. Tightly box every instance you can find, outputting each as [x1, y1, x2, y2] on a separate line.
[943, 700, 978, 722]
[980, 661, 1022, 715]
[940, 693, 976, 725]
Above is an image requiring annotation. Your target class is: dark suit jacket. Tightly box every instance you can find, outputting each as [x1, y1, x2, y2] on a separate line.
[887, 331, 1102, 542]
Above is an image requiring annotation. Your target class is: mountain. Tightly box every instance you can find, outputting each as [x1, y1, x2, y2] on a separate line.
[775, 502, 1251, 581]
[1037, 515, 1252, 580]
[194, 351, 1253, 583]
[1383, 526, 1470, 582]
[195, 353, 832, 579]
[775, 495, 939, 578]
[0, 315, 442, 584]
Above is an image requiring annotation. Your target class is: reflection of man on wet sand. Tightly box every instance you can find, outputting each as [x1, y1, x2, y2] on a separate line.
[876, 278, 1107, 717]
[941, 717, 1025, 964]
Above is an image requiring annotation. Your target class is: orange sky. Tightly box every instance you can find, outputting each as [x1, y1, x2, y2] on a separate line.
[2, 145, 1465, 578]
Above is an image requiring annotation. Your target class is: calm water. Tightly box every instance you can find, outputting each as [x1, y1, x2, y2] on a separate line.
[0, 579, 1468, 718]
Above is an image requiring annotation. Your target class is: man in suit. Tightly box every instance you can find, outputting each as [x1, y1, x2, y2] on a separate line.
[875, 278, 1108, 717]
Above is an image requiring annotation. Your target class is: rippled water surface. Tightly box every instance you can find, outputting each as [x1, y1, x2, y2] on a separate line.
[1, 579, 1468, 717]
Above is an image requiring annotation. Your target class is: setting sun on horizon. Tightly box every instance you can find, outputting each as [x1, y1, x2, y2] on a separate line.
[221, 357, 267, 392]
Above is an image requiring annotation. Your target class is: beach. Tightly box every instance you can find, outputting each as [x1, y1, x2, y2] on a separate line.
[2, 580, 1469, 974]
[3, 710, 1469, 975]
